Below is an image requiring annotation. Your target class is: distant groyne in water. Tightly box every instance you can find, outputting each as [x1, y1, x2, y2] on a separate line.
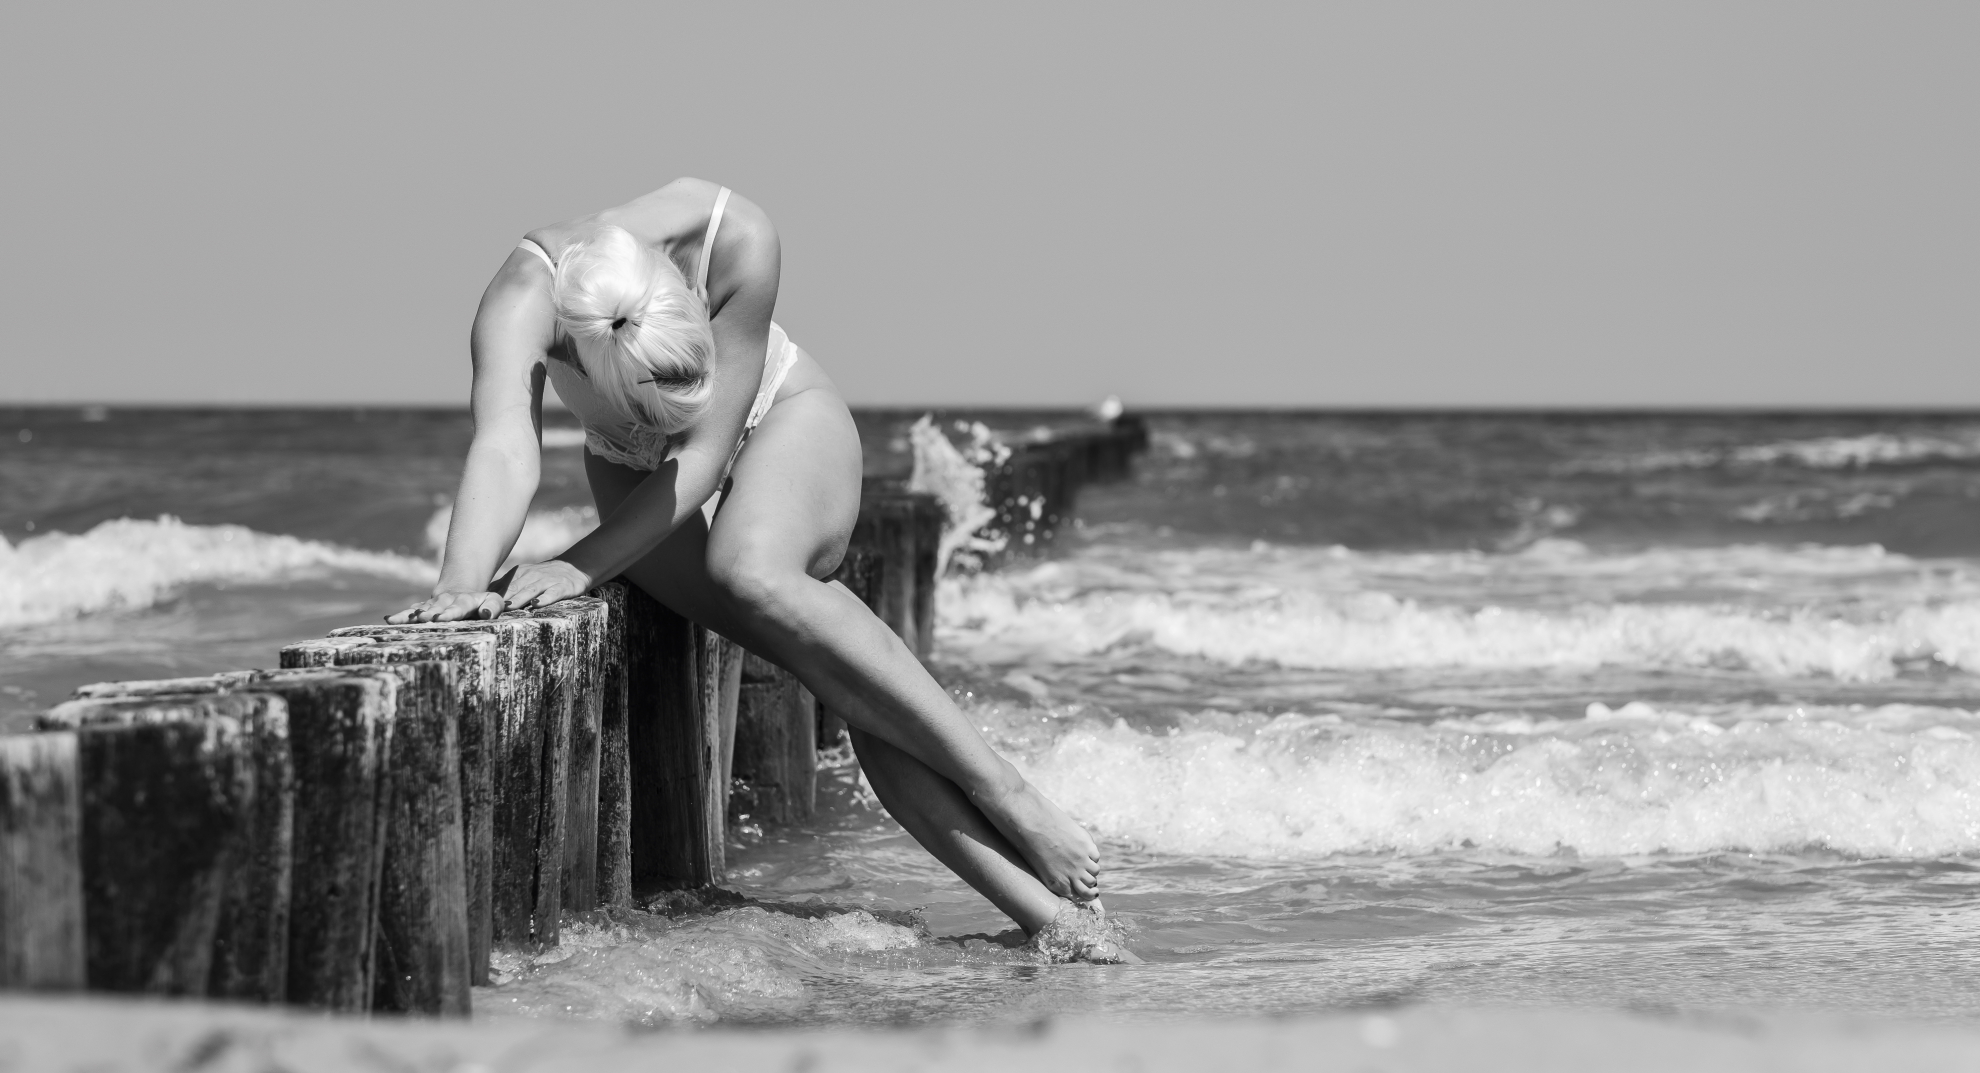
[0, 415, 1145, 1014]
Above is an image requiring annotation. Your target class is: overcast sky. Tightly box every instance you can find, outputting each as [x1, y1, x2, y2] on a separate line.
[3, 2, 1974, 408]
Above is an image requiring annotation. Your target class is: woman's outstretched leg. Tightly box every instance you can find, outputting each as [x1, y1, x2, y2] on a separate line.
[849, 728, 1063, 934]
[585, 378, 1101, 904]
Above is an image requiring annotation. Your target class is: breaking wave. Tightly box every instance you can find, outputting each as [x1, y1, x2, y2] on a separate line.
[0, 503, 604, 631]
[1012, 701, 1980, 860]
[938, 542, 1980, 680]
[0, 516, 436, 630]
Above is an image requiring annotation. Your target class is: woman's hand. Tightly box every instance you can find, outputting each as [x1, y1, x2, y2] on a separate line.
[499, 559, 594, 613]
[387, 590, 505, 624]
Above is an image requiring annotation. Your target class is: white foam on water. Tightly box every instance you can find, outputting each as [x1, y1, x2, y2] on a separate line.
[1568, 429, 1980, 473]
[540, 426, 589, 448]
[1006, 701, 1980, 860]
[481, 908, 922, 1025]
[939, 542, 1980, 680]
[0, 517, 436, 630]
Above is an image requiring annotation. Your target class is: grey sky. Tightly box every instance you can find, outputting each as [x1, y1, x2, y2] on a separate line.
[2, 2, 1974, 408]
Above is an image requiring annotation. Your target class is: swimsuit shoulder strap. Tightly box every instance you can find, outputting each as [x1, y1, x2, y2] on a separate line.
[695, 186, 731, 302]
[517, 238, 556, 273]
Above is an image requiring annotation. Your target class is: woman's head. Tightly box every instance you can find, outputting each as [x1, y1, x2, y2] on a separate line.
[549, 223, 713, 429]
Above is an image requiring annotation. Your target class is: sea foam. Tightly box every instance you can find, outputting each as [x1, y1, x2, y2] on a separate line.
[482, 908, 922, 1025]
[1568, 430, 1980, 473]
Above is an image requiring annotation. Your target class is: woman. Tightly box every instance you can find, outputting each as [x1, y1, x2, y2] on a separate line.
[391, 178, 1121, 956]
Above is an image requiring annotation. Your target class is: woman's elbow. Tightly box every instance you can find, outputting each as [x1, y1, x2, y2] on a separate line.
[466, 430, 542, 482]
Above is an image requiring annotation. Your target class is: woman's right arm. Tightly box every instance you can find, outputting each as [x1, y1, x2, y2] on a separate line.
[388, 250, 556, 624]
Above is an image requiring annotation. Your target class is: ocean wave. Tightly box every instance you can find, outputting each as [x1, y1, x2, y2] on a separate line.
[1569, 430, 1980, 474]
[937, 543, 1980, 680]
[0, 517, 436, 631]
[1013, 702, 1980, 859]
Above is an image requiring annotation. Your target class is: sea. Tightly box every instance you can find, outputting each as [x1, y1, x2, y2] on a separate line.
[6, 407, 1980, 1027]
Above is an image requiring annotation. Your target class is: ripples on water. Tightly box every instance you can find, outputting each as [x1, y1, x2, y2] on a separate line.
[6, 409, 1980, 1024]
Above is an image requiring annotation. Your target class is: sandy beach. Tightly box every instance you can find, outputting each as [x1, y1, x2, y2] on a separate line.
[7, 995, 1980, 1072]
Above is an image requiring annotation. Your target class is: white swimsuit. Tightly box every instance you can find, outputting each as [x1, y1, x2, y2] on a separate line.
[518, 187, 799, 518]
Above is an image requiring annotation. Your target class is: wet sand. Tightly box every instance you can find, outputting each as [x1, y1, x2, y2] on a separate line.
[4, 995, 1977, 1072]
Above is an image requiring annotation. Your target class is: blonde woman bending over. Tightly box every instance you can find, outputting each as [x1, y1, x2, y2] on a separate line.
[391, 178, 1114, 952]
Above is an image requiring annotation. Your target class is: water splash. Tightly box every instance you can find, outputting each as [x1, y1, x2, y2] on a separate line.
[907, 414, 1008, 574]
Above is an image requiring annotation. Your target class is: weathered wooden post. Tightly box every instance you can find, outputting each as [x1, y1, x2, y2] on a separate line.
[263, 661, 468, 1017]
[330, 615, 571, 951]
[214, 671, 390, 1012]
[713, 634, 743, 827]
[346, 660, 469, 1016]
[0, 732, 85, 990]
[730, 652, 816, 824]
[39, 691, 291, 1001]
[282, 633, 496, 988]
[621, 586, 726, 888]
[588, 582, 633, 909]
[532, 599, 608, 923]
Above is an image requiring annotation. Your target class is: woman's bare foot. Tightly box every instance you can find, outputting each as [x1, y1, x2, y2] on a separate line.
[1030, 900, 1141, 965]
[971, 765, 1101, 900]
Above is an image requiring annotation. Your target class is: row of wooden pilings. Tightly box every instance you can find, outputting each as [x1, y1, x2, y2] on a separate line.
[0, 415, 1147, 1015]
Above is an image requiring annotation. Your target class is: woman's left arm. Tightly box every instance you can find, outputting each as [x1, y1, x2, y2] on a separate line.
[500, 198, 782, 608]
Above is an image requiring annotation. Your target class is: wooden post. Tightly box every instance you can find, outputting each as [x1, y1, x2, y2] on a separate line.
[534, 598, 609, 918]
[0, 732, 84, 990]
[907, 493, 943, 660]
[239, 671, 393, 1012]
[333, 618, 548, 950]
[283, 632, 496, 987]
[361, 660, 469, 1017]
[841, 490, 943, 656]
[715, 635, 742, 826]
[870, 495, 919, 650]
[622, 586, 724, 889]
[588, 583, 633, 909]
[56, 680, 294, 1004]
[731, 654, 816, 824]
[39, 693, 285, 1000]
[328, 613, 578, 951]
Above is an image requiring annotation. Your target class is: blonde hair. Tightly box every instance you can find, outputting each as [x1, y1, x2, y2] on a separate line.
[550, 224, 713, 430]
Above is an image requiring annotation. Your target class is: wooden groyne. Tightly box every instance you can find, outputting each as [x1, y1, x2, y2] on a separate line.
[0, 414, 1145, 1014]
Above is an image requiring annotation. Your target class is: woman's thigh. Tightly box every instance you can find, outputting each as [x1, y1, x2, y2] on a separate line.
[579, 383, 862, 631]
[704, 383, 863, 583]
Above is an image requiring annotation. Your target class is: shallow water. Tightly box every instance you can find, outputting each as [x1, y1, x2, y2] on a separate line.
[6, 408, 1980, 1024]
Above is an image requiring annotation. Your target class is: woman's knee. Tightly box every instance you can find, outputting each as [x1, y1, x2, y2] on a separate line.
[706, 537, 812, 621]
